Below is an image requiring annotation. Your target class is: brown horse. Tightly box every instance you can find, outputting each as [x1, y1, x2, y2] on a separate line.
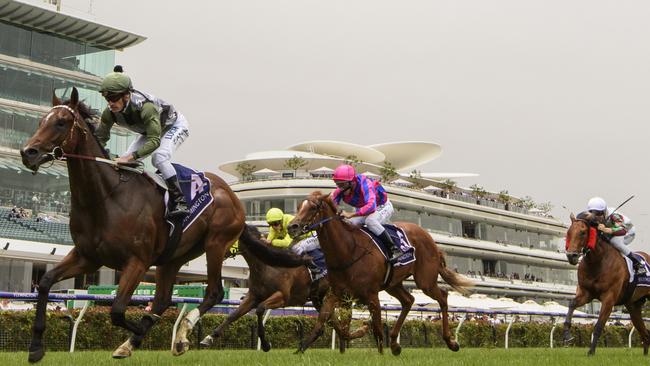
[19, 88, 307, 362]
[200, 225, 368, 352]
[563, 212, 650, 356]
[285, 191, 473, 355]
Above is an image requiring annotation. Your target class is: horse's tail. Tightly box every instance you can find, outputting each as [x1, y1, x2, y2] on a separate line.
[238, 224, 311, 267]
[438, 250, 474, 295]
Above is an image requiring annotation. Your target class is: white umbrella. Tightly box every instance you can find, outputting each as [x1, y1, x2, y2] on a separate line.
[423, 185, 442, 192]
[310, 166, 334, 173]
[391, 178, 414, 187]
[252, 168, 279, 176]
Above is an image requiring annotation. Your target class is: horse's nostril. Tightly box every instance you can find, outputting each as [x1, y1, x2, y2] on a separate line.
[22, 148, 38, 158]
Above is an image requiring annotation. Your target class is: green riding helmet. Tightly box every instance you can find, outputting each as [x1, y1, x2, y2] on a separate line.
[266, 208, 284, 223]
[100, 71, 133, 95]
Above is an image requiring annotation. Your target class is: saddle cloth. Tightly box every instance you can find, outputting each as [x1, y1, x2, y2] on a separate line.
[360, 224, 416, 267]
[618, 253, 650, 305]
[306, 248, 328, 281]
[145, 163, 214, 232]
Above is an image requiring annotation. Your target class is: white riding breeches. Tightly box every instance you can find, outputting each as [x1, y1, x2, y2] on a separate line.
[124, 113, 190, 179]
[290, 235, 320, 255]
[624, 227, 636, 245]
[348, 200, 394, 236]
[609, 235, 631, 256]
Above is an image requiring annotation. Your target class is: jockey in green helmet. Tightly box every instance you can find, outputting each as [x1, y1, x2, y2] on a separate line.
[96, 66, 190, 218]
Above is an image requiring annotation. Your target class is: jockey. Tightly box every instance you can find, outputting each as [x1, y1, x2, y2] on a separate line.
[587, 197, 646, 275]
[330, 164, 400, 264]
[265, 208, 322, 275]
[95, 66, 190, 218]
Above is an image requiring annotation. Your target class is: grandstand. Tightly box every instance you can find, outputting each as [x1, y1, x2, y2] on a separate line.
[0, 207, 73, 245]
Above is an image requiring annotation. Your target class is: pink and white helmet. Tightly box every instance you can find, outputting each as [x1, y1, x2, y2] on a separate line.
[333, 164, 356, 181]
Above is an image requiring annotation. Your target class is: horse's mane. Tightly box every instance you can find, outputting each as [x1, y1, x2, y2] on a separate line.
[61, 99, 109, 159]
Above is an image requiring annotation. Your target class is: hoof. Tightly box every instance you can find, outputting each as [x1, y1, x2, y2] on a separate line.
[448, 341, 460, 352]
[200, 335, 214, 348]
[391, 344, 402, 356]
[112, 339, 133, 359]
[294, 347, 305, 354]
[28, 348, 44, 363]
[261, 341, 272, 352]
[587, 350, 595, 357]
[172, 340, 190, 356]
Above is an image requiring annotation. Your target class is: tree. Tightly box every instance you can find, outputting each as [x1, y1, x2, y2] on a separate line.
[235, 162, 256, 182]
[498, 189, 512, 210]
[440, 179, 457, 196]
[344, 155, 363, 168]
[379, 161, 399, 183]
[409, 170, 423, 189]
[283, 155, 308, 176]
[519, 196, 536, 211]
[470, 184, 487, 204]
[536, 201, 554, 215]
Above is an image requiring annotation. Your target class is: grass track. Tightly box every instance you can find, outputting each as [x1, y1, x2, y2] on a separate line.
[0, 348, 650, 366]
[2, 348, 647, 366]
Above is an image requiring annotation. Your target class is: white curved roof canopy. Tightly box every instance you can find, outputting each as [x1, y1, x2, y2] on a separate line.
[369, 142, 442, 170]
[287, 141, 385, 164]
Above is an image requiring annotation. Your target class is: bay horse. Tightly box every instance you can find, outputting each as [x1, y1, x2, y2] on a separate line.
[285, 191, 473, 355]
[563, 212, 650, 356]
[199, 226, 368, 352]
[19, 88, 307, 362]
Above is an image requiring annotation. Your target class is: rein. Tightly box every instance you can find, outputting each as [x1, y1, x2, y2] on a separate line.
[300, 199, 371, 272]
[41, 105, 143, 174]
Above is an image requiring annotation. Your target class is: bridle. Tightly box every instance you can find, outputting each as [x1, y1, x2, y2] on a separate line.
[297, 197, 371, 272]
[566, 218, 597, 257]
[39, 105, 143, 174]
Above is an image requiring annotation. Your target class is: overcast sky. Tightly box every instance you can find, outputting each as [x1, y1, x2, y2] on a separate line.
[86, 1, 650, 252]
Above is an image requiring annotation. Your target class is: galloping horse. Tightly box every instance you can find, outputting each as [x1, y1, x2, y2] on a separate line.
[285, 191, 473, 355]
[199, 226, 368, 352]
[19, 88, 305, 362]
[563, 212, 650, 355]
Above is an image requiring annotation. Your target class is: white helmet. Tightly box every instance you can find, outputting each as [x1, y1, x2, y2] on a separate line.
[587, 197, 607, 212]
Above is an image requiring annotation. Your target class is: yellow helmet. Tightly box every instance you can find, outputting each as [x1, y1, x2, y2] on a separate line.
[266, 208, 284, 223]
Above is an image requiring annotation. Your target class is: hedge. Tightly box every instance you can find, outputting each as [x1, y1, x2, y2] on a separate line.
[0, 307, 643, 352]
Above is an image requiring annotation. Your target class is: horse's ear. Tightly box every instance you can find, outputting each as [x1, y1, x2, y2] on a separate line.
[570, 212, 576, 222]
[52, 91, 62, 106]
[70, 87, 79, 107]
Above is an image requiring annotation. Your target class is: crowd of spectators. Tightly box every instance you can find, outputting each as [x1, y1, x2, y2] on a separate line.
[464, 270, 544, 283]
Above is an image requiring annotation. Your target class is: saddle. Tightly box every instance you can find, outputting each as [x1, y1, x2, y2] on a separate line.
[618, 253, 650, 305]
[360, 224, 415, 267]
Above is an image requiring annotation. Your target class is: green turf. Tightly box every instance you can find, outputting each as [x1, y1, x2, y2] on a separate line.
[2, 348, 647, 366]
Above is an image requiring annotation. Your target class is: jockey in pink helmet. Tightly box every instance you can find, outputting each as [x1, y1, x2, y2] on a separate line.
[330, 164, 400, 263]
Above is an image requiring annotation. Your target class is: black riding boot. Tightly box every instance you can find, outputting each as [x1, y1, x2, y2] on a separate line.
[627, 253, 647, 275]
[307, 261, 322, 276]
[379, 230, 401, 264]
[165, 176, 189, 218]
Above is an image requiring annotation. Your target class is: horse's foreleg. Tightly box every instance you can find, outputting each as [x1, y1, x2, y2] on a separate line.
[298, 292, 338, 353]
[256, 291, 286, 352]
[29, 249, 99, 363]
[562, 288, 591, 345]
[109, 259, 148, 359]
[626, 301, 650, 356]
[588, 298, 615, 356]
[173, 240, 228, 356]
[367, 294, 384, 354]
[114, 262, 182, 358]
[201, 294, 258, 347]
[385, 285, 414, 356]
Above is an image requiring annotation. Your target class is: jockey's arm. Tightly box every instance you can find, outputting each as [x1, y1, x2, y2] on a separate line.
[267, 230, 292, 248]
[356, 179, 377, 216]
[95, 109, 115, 147]
[606, 214, 628, 236]
[133, 103, 162, 159]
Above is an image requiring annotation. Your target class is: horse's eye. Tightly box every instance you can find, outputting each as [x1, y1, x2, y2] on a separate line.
[55, 119, 66, 129]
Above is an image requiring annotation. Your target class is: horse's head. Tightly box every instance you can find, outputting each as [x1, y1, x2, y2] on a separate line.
[288, 191, 335, 238]
[20, 87, 87, 172]
[565, 211, 599, 265]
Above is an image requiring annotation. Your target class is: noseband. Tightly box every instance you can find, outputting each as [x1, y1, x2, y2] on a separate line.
[567, 218, 598, 256]
[296, 199, 335, 235]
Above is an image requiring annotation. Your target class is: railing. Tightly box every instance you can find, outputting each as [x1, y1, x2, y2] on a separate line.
[0, 291, 643, 352]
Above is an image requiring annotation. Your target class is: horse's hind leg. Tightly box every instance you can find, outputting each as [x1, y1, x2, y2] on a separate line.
[255, 291, 286, 352]
[201, 294, 258, 347]
[626, 300, 650, 355]
[113, 261, 183, 358]
[297, 292, 338, 353]
[28, 249, 99, 363]
[419, 283, 459, 352]
[385, 285, 414, 356]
